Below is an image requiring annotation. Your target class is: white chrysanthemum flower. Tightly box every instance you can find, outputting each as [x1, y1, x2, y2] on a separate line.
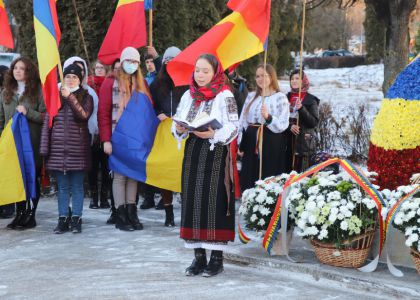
[297, 219, 307, 229]
[308, 214, 317, 225]
[252, 205, 259, 212]
[259, 206, 271, 216]
[308, 185, 320, 196]
[317, 200, 326, 208]
[340, 220, 349, 231]
[337, 213, 345, 220]
[328, 213, 337, 223]
[305, 226, 319, 236]
[265, 196, 275, 205]
[258, 218, 266, 226]
[250, 214, 258, 222]
[318, 229, 328, 240]
[306, 201, 317, 211]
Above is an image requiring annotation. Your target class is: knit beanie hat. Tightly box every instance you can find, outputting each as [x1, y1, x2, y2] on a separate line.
[120, 47, 140, 63]
[63, 64, 83, 84]
[162, 46, 181, 63]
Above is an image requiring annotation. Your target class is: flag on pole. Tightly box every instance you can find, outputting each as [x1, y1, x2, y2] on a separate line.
[33, 0, 61, 127]
[144, 0, 153, 10]
[0, 113, 36, 206]
[167, 0, 271, 86]
[98, 0, 147, 65]
[0, 0, 14, 49]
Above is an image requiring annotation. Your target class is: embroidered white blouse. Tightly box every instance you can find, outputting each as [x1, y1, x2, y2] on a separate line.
[171, 90, 239, 150]
[238, 91, 290, 144]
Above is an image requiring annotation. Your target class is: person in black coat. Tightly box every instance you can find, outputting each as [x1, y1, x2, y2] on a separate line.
[285, 69, 320, 172]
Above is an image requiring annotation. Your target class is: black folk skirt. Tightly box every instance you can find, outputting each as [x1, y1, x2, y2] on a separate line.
[180, 136, 235, 243]
[239, 125, 287, 192]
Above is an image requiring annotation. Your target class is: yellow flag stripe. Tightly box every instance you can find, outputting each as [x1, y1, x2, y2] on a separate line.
[216, 12, 264, 68]
[34, 17, 60, 83]
[0, 120, 26, 205]
[0, 0, 4, 9]
[117, 0, 143, 8]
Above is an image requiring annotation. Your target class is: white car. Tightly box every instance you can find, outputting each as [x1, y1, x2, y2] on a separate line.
[0, 52, 20, 68]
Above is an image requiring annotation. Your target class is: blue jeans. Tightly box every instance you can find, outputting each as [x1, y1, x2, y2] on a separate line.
[54, 171, 85, 217]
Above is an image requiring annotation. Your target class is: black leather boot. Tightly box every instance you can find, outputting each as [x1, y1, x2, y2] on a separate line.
[6, 202, 25, 229]
[115, 205, 134, 231]
[54, 217, 70, 234]
[99, 188, 110, 208]
[106, 206, 117, 224]
[185, 248, 207, 276]
[127, 204, 143, 230]
[202, 250, 224, 277]
[140, 189, 155, 209]
[89, 189, 99, 209]
[164, 205, 175, 227]
[70, 216, 82, 233]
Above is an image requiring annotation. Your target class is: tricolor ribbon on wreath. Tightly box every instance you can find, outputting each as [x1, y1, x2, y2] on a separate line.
[237, 158, 399, 273]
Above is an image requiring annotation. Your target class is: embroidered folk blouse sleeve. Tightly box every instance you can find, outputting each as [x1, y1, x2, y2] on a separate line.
[210, 90, 239, 147]
[266, 92, 290, 133]
[237, 92, 255, 145]
[171, 90, 191, 142]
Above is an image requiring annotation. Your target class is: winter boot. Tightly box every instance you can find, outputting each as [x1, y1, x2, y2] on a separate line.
[16, 208, 37, 230]
[127, 204, 143, 230]
[164, 205, 175, 227]
[140, 189, 155, 209]
[6, 203, 25, 229]
[89, 189, 99, 209]
[185, 248, 207, 276]
[54, 217, 70, 234]
[0, 204, 15, 219]
[155, 198, 164, 210]
[99, 189, 110, 208]
[202, 250, 224, 277]
[106, 206, 117, 224]
[70, 216, 82, 233]
[115, 205, 134, 231]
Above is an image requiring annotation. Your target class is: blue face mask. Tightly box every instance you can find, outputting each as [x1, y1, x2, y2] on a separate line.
[123, 62, 138, 75]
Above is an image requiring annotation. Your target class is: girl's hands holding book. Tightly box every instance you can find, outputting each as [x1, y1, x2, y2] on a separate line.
[193, 127, 215, 139]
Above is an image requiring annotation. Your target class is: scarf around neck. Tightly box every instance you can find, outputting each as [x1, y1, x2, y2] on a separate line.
[189, 60, 230, 107]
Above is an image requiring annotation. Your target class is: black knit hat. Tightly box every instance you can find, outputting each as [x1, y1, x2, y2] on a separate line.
[63, 63, 83, 84]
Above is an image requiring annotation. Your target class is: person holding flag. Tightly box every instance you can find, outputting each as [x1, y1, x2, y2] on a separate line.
[285, 69, 320, 172]
[172, 54, 239, 277]
[98, 47, 150, 232]
[0, 57, 46, 229]
[39, 64, 93, 234]
[237, 64, 289, 192]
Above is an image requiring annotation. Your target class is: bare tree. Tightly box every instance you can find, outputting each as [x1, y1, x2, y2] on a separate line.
[306, 0, 417, 92]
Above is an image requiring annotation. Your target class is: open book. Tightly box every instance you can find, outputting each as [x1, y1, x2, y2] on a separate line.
[173, 112, 222, 132]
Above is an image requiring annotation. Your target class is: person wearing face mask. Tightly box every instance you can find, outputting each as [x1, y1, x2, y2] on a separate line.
[237, 64, 290, 192]
[172, 53, 239, 277]
[61, 56, 110, 210]
[142, 46, 189, 226]
[40, 64, 93, 234]
[285, 69, 319, 172]
[0, 58, 46, 229]
[98, 47, 151, 231]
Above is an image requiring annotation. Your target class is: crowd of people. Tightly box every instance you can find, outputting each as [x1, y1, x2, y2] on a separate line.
[0, 46, 320, 277]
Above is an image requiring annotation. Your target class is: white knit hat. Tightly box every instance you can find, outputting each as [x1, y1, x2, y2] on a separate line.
[120, 47, 140, 63]
[162, 46, 181, 63]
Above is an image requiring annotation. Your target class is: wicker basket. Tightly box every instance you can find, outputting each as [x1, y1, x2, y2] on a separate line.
[311, 229, 375, 268]
[410, 249, 420, 275]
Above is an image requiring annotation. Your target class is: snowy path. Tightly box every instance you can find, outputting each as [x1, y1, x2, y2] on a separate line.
[0, 198, 385, 299]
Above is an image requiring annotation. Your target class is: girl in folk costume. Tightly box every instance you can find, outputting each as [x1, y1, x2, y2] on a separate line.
[285, 69, 319, 172]
[0, 57, 46, 229]
[172, 54, 239, 277]
[148, 46, 189, 226]
[40, 64, 93, 234]
[238, 64, 289, 192]
[98, 47, 150, 231]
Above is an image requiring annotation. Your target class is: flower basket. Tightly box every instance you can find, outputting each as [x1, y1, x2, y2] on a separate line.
[311, 227, 375, 268]
[411, 249, 420, 275]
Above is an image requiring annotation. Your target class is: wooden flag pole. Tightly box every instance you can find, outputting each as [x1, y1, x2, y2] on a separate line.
[258, 45, 269, 180]
[292, 0, 307, 170]
[57, 55, 64, 83]
[71, 0, 91, 64]
[149, 9, 153, 47]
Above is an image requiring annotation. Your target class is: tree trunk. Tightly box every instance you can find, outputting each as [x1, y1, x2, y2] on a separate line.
[382, 0, 416, 92]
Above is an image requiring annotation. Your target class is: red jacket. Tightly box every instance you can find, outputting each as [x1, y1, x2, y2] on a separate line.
[98, 76, 153, 143]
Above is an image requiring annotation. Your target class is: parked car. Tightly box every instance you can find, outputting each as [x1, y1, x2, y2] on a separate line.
[0, 52, 20, 68]
[319, 49, 354, 57]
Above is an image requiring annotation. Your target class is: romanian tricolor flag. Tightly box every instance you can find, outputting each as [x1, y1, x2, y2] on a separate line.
[0, 113, 36, 206]
[167, 0, 271, 86]
[0, 0, 14, 49]
[109, 92, 185, 192]
[368, 57, 420, 190]
[33, 0, 61, 127]
[98, 0, 147, 65]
